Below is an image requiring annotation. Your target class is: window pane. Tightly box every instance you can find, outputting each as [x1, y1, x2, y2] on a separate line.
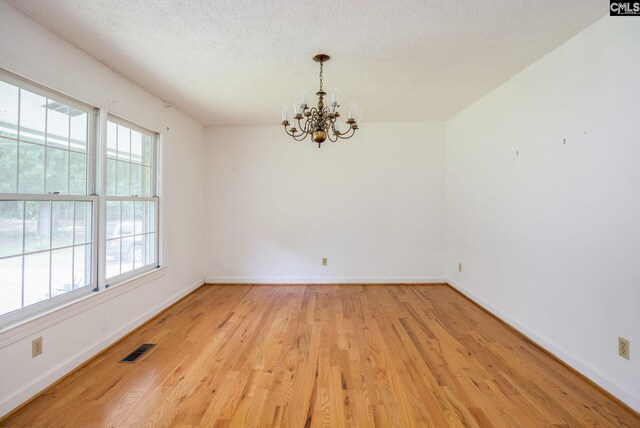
[134, 201, 144, 235]
[46, 147, 69, 194]
[121, 236, 135, 275]
[0, 256, 22, 316]
[24, 201, 50, 252]
[0, 137, 18, 193]
[131, 131, 142, 164]
[147, 201, 156, 232]
[0, 80, 19, 139]
[106, 201, 120, 238]
[142, 134, 152, 166]
[106, 238, 120, 279]
[121, 201, 134, 236]
[133, 235, 145, 270]
[70, 111, 87, 153]
[18, 142, 45, 193]
[142, 166, 151, 197]
[116, 161, 130, 196]
[117, 124, 130, 161]
[130, 163, 142, 196]
[145, 232, 156, 266]
[46, 106, 69, 149]
[74, 201, 91, 244]
[19, 90, 46, 145]
[51, 247, 73, 297]
[0, 200, 23, 258]
[52, 201, 73, 249]
[73, 244, 91, 289]
[106, 121, 117, 159]
[106, 158, 117, 196]
[24, 251, 50, 306]
[69, 152, 87, 195]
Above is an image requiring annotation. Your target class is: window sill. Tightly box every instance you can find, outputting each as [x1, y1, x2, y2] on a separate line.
[0, 266, 167, 349]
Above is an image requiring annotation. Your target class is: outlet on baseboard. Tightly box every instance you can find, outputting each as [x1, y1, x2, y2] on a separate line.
[618, 337, 630, 360]
[32, 337, 42, 358]
[322, 257, 328, 266]
[458, 262, 462, 272]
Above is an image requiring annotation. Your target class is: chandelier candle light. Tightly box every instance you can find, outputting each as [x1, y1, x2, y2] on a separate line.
[281, 54, 361, 148]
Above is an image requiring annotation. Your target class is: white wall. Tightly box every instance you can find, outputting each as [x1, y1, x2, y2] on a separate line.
[205, 122, 446, 283]
[0, 1, 206, 417]
[446, 16, 640, 411]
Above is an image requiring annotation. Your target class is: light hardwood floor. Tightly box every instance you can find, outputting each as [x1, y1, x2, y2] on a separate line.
[2, 285, 639, 427]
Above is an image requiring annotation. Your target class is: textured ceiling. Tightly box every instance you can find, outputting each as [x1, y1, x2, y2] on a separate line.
[7, 0, 604, 126]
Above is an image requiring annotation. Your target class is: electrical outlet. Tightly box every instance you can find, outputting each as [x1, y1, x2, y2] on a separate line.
[458, 262, 462, 272]
[618, 337, 630, 360]
[32, 337, 43, 358]
[322, 257, 328, 266]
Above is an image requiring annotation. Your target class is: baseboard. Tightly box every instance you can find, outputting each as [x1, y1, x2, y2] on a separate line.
[0, 277, 205, 419]
[204, 276, 447, 284]
[446, 278, 640, 414]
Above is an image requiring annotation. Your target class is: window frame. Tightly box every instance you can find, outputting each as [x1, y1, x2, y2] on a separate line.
[0, 69, 99, 326]
[0, 68, 163, 330]
[99, 114, 160, 289]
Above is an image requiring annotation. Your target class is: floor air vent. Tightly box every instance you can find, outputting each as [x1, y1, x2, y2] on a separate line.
[120, 343, 155, 363]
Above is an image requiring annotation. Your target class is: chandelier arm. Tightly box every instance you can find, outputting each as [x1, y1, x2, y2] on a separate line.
[335, 126, 357, 140]
[292, 131, 309, 141]
[285, 125, 297, 136]
[325, 120, 339, 142]
[292, 119, 310, 140]
[296, 116, 307, 133]
[287, 127, 305, 139]
[283, 123, 294, 136]
[293, 130, 307, 139]
[286, 118, 308, 138]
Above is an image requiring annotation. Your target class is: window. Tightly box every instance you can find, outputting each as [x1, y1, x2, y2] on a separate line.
[0, 70, 160, 326]
[0, 74, 96, 322]
[103, 117, 158, 283]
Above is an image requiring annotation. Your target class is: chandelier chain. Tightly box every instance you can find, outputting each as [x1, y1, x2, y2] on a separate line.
[319, 60, 323, 92]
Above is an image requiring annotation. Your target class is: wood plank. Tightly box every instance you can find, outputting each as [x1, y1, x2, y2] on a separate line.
[1, 284, 638, 427]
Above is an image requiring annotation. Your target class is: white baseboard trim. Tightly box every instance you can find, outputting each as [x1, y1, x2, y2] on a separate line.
[447, 278, 640, 413]
[0, 277, 205, 419]
[204, 276, 447, 284]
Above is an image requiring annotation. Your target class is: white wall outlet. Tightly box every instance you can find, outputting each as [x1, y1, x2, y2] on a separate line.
[32, 337, 43, 358]
[618, 337, 630, 360]
[322, 257, 328, 266]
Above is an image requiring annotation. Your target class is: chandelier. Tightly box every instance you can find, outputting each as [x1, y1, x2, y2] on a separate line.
[281, 54, 361, 148]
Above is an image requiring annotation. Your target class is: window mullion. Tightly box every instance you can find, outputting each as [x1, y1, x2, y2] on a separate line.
[44, 97, 48, 194]
[71, 201, 76, 290]
[48, 201, 53, 301]
[67, 109, 71, 195]
[20, 201, 26, 310]
[96, 108, 108, 291]
[153, 134, 160, 268]
[16, 89, 21, 193]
